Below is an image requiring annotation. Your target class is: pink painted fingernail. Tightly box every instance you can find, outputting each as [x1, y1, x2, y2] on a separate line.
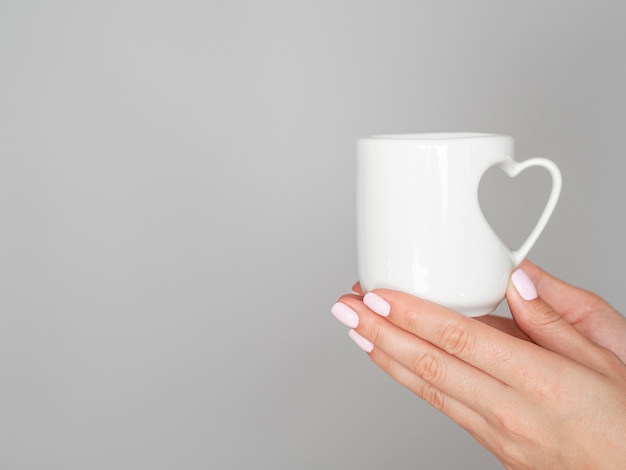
[363, 292, 391, 317]
[348, 329, 374, 353]
[331, 302, 359, 328]
[511, 269, 538, 301]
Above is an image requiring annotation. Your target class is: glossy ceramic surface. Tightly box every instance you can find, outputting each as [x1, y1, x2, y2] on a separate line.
[356, 133, 561, 316]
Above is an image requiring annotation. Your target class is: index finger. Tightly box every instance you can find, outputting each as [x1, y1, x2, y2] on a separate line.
[363, 289, 557, 389]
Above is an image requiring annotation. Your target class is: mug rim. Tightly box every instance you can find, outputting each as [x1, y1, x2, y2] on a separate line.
[363, 132, 506, 141]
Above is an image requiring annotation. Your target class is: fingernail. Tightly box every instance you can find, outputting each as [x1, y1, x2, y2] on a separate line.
[348, 329, 374, 353]
[363, 292, 391, 317]
[331, 302, 359, 328]
[511, 269, 538, 301]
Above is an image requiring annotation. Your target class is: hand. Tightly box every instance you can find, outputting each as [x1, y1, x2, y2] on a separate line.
[478, 260, 626, 363]
[332, 265, 626, 469]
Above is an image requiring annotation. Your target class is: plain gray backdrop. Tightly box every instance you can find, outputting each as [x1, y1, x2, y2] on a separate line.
[1, 1, 625, 469]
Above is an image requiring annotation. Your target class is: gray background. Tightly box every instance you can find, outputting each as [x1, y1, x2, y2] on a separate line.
[1, 1, 624, 469]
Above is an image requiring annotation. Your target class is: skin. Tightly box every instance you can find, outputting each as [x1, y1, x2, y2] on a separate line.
[334, 260, 626, 469]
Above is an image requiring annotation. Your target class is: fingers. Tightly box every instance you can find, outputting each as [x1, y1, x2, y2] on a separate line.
[519, 260, 606, 322]
[354, 278, 530, 340]
[351, 282, 364, 296]
[507, 268, 616, 373]
[337, 298, 509, 422]
[520, 261, 626, 363]
[358, 289, 548, 390]
[365, 333, 491, 436]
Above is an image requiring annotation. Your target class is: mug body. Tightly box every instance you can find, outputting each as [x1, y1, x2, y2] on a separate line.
[357, 133, 514, 316]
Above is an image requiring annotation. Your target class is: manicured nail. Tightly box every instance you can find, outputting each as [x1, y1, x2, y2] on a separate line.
[363, 292, 391, 317]
[331, 302, 359, 328]
[348, 329, 374, 353]
[511, 269, 538, 300]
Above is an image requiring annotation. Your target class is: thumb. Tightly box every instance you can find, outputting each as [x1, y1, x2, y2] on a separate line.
[507, 268, 608, 369]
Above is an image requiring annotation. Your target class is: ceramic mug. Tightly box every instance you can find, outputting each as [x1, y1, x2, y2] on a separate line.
[356, 133, 562, 316]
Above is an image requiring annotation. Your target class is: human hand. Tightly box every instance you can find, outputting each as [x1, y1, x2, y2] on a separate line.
[351, 260, 626, 363]
[480, 260, 626, 363]
[332, 267, 626, 469]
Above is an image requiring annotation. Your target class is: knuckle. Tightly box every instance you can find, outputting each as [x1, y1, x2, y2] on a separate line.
[496, 409, 522, 436]
[417, 382, 446, 411]
[412, 353, 442, 382]
[493, 405, 537, 444]
[368, 321, 385, 346]
[402, 306, 422, 333]
[595, 347, 626, 377]
[372, 349, 393, 374]
[439, 322, 475, 356]
[529, 301, 561, 327]
[532, 373, 561, 402]
[492, 438, 524, 469]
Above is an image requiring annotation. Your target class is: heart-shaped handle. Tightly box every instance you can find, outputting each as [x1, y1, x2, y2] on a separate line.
[497, 158, 562, 266]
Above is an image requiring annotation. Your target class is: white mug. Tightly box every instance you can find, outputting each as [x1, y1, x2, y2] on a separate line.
[356, 133, 562, 316]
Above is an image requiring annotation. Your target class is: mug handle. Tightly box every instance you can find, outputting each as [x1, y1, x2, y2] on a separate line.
[498, 158, 562, 267]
